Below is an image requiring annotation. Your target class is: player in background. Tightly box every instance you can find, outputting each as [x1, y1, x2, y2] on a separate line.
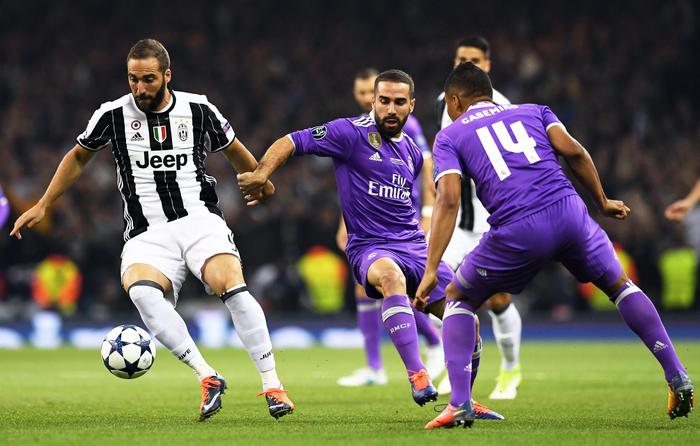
[10, 39, 294, 421]
[0, 186, 9, 230]
[417, 62, 694, 428]
[239, 70, 503, 419]
[336, 68, 444, 387]
[428, 36, 523, 399]
[665, 179, 700, 221]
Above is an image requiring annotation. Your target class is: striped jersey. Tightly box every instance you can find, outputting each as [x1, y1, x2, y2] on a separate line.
[77, 90, 235, 241]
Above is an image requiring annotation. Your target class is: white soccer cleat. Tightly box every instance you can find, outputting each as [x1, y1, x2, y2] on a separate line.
[424, 344, 445, 381]
[437, 374, 452, 395]
[337, 367, 388, 387]
[488, 365, 521, 400]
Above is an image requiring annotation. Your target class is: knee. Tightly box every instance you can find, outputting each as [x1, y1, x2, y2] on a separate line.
[487, 292, 511, 311]
[206, 271, 233, 296]
[445, 282, 483, 311]
[598, 272, 630, 299]
[445, 282, 462, 300]
[377, 269, 406, 294]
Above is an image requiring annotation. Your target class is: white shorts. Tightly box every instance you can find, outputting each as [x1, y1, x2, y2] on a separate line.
[120, 213, 240, 303]
[441, 227, 485, 271]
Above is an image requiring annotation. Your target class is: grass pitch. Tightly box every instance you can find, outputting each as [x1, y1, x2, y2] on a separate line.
[0, 341, 698, 445]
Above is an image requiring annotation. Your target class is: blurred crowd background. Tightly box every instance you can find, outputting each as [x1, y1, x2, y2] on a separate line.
[1, 0, 699, 322]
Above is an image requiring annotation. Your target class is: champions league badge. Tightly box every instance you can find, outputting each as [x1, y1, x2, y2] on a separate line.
[368, 132, 382, 149]
[311, 125, 327, 140]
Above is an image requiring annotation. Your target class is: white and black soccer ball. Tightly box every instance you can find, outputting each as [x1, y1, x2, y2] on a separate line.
[101, 324, 156, 379]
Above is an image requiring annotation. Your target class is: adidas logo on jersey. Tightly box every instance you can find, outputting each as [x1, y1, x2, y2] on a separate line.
[369, 152, 382, 162]
[130, 132, 144, 142]
[653, 341, 668, 353]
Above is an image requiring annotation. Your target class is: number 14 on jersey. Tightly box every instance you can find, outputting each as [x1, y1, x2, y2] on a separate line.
[476, 120, 540, 180]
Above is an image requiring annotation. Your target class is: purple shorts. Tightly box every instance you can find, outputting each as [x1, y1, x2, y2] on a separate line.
[453, 195, 622, 307]
[347, 240, 454, 311]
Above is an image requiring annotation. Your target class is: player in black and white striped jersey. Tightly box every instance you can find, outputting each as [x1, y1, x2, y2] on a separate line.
[10, 39, 294, 421]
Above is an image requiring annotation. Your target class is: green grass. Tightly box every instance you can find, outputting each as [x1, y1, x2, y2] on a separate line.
[0, 341, 698, 445]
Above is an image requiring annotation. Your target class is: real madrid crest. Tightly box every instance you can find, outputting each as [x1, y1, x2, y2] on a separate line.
[368, 132, 382, 150]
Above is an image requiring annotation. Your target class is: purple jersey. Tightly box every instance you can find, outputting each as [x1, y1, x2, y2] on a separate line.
[403, 114, 430, 220]
[290, 114, 425, 252]
[0, 186, 9, 230]
[404, 115, 430, 155]
[433, 102, 577, 227]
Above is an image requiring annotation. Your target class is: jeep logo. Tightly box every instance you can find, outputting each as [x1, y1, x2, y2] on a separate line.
[135, 151, 188, 170]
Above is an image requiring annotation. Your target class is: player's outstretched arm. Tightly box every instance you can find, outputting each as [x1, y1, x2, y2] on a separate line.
[10, 144, 95, 239]
[665, 179, 700, 221]
[237, 136, 294, 205]
[415, 173, 461, 310]
[547, 125, 630, 220]
[222, 138, 275, 206]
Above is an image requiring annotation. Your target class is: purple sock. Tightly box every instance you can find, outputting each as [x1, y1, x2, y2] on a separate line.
[356, 296, 383, 370]
[471, 339, 482, 390]
[443, 299, 476, 407]
[413, 308, 441, 347]
[381, 294, 425, 375]
[614, 282, 687, 381]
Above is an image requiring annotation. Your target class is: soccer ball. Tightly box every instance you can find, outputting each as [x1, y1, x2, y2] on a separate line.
[101, 324, 156, 379]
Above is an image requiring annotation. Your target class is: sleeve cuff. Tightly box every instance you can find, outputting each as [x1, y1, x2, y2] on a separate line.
[546, 122, 565, 131]
[210, 132, 236, 152]
[76, 138, 104, 152]
[434, 169, 462, 183]
[286, 134, 297, 154]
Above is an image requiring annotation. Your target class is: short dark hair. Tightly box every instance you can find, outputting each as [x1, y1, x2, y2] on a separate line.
[455, 35, 490, 59]
[444, 62, 493, 100]
[355, 67, 379, 81]
[374, 69, 414, 98]
[127, 39, 170, 73]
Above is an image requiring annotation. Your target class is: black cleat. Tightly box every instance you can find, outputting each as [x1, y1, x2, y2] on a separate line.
[409, 369, 438, 406]
[258, 388, 295, 419]
[199, 375, 227, 421]
[668, 372, 695, 419]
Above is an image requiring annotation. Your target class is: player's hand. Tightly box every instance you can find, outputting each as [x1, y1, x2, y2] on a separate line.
[10, 202, 47, 239]
[665, 199, 694, 221]
[600, 199, 630, 220]
[237, 171, 268, 196]
[244, 180, 275, 206]
[414, 270, 438, 312]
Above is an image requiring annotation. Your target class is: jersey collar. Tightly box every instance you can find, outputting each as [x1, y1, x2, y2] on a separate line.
[131, 89, 178, 116]
[467, 100, 497, 111]
[370, 111, 405, 142]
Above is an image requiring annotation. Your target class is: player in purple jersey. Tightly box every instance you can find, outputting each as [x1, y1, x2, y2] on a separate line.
[336, 69, 444, 388]
[240, 70, 502, 416]
[432, 36, 523, 400]
[417, 62, 694, 428]
[0, 186, 9, 230]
